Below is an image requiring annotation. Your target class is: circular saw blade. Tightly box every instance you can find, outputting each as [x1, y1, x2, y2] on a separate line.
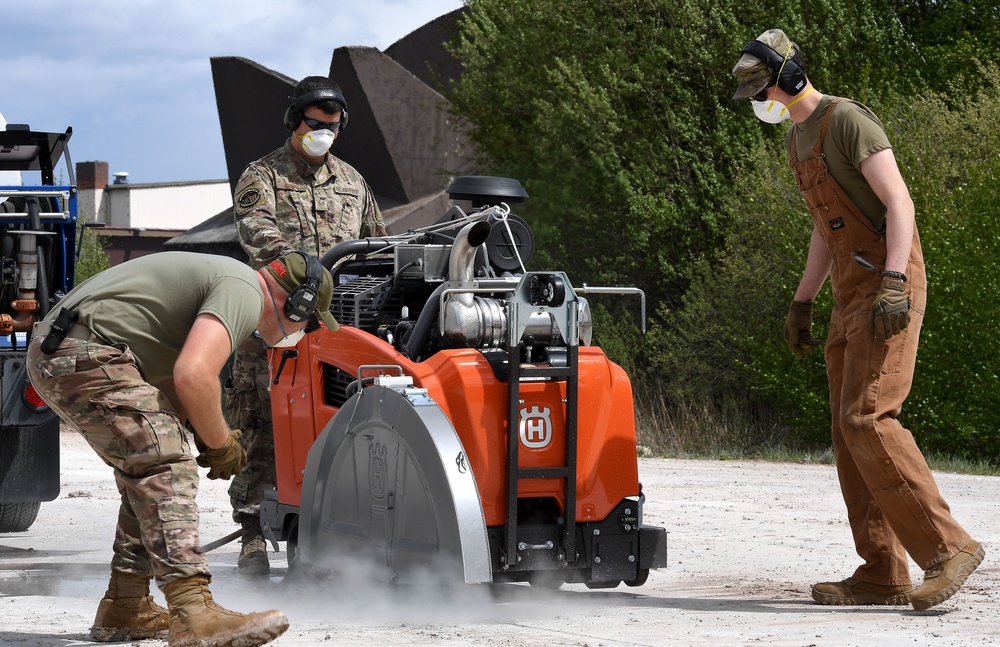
[297, 384, 491, 585]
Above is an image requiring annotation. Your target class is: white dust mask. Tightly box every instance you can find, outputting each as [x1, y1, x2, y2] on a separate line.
[751, 98, 790, 123]
[298, 129, 336, 156]
[751, 86, 813, 124]
[269, 327, 306, 348]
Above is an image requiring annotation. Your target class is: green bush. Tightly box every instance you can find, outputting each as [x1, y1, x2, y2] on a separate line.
[450, 0, 1000, 460]
[73, 224, 111, 284]
[450, 0, 919, 384]
[662, 70, 1000, 461]
[649, 137, 833, 448]
[885, 65, 1000, 460]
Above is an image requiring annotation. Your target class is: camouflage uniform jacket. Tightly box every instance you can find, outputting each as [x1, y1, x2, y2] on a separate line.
[232, 139, 386, 268]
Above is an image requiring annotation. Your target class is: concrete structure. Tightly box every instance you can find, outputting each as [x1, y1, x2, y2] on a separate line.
[75, 7, 473, 263]
[166, 7, 473, 258]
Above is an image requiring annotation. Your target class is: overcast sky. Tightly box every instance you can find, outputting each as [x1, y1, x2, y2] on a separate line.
[1, 0, 464, 185]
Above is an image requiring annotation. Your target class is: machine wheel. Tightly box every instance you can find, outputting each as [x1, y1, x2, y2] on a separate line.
[625, 568, 650, 587]
[0, 501, 40, 533]
[541, 275, 565, 306]
[528, 570, 565, 590]
[286, 517, 300, 566]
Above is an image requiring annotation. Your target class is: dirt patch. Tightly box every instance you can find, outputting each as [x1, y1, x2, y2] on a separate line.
[1, 430, 996, 646]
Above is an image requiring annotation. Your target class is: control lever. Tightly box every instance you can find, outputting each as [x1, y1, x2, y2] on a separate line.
[272, 349, 298, 385]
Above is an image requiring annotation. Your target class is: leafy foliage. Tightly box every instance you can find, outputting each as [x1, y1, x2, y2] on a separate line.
[450, 0, 914, 329]
[886, 66, 1000, 458]
[448, 0, 1000, 459]
[892, 0, 1000, 96]
[660, 70, 1000, 459]
[74, 225, 111, 284]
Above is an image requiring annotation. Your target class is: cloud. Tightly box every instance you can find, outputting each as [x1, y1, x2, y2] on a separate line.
[1, 0, 463, 182]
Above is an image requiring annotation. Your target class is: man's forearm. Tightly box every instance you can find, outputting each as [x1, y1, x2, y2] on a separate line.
[176, 374, 230, 449]
[883, 202, 915, 276]
[794, 226, 832, 302]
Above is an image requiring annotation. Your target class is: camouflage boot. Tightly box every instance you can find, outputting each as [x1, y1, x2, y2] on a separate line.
[164, 575, 288, 647]
[238, 518, 270, 576]
[90, 570, 170, 642]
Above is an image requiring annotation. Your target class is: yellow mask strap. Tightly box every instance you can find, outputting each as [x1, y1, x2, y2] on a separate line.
[781, 86, 814, 116]
[767, 42, 796, 111]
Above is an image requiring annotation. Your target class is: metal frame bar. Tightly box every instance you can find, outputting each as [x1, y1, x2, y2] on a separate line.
[503, 325, 579, 568]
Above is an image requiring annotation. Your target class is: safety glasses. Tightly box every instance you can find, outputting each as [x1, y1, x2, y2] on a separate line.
[303, 116, 341, 132]
[751, 82, 775, 102]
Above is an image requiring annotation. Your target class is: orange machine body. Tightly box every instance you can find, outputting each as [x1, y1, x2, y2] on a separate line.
[269, 325, 640, 527]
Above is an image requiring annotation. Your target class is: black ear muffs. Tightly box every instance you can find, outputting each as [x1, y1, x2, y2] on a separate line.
[283, 87, 349, 133]
[740, 40, 808, 96]
[283, 252, 325, 323]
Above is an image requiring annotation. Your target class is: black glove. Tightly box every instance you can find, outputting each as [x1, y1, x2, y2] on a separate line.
[783, 300, 822, 358]
[870, 279, 910, 344]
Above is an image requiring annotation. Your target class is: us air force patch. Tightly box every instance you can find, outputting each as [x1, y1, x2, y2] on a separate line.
[236, 184, 262, 212]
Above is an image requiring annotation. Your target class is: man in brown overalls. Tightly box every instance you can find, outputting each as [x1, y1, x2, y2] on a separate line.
[731, 29, 983, 610]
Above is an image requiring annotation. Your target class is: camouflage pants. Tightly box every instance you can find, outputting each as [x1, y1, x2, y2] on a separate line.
[224, 338, 275, 524]
[25, 337, 209, 588]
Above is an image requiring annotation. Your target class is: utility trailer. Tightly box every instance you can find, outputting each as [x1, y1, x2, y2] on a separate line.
[0, 120, 77, 532]
[263, 176, 667, 588]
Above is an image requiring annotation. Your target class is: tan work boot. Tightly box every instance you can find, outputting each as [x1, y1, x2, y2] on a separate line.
[90, 570, 170, 642]
[910, 539, 985, 610]
[164, 574, 288, 647]
[238, 518, 270, 576]
[811, 577, 913, 605]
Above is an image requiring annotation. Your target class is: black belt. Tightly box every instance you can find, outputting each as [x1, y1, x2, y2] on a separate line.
[33, 321, 104, 343]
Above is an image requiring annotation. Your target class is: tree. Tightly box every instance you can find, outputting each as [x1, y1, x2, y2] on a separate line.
[448, 0, 1000, 458]
[74, 224, 110, 283]
[892, 0, 1000, 96]
[449, 0, 914, 353]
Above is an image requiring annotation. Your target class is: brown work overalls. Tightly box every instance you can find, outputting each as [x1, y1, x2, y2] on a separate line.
[790, 99, 970, 585]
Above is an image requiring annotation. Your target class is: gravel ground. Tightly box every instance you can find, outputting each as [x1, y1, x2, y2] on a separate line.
[0, 429, 996, 647]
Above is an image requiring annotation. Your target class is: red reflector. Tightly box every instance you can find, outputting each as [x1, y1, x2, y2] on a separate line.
[24, 383, 49, 411]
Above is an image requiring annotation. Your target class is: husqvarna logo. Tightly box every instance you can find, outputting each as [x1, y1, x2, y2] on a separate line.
[519, 406, 552, 449]
[369, 442, 387, 499]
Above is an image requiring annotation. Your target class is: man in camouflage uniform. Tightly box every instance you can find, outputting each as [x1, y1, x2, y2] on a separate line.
[228, 75, 386, 574]
[26, 251, 337, 647]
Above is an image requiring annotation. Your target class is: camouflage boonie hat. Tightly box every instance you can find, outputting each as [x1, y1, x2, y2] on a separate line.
[732, 29, 799, 100]
[266, 252, 339, 331]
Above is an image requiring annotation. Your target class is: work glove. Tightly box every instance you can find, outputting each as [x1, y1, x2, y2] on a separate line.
[194, 428, 246, 480]
[870, 279, 910, 344]
[783, 300, 822, 358]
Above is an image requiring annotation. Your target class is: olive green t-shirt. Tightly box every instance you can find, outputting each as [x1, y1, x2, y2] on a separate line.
[48, 251, 264, 383]
[786, 95, 892, 232]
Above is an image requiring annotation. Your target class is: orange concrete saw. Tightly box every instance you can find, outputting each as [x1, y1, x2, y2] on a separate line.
[263, 176, 667, 588]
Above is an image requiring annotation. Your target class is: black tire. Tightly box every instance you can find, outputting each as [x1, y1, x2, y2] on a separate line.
[625, 568, 650, 587]
[528, 570, 565, 590]
[0, 501, 41, 532]
[286, 518, 299, 566]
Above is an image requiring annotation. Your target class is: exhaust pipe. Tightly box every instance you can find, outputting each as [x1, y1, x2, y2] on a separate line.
[441, 218, 586, 349]
[404, 220, 496, 359]
[443, 221, 507, 349]
[448, 220, 491, 283]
